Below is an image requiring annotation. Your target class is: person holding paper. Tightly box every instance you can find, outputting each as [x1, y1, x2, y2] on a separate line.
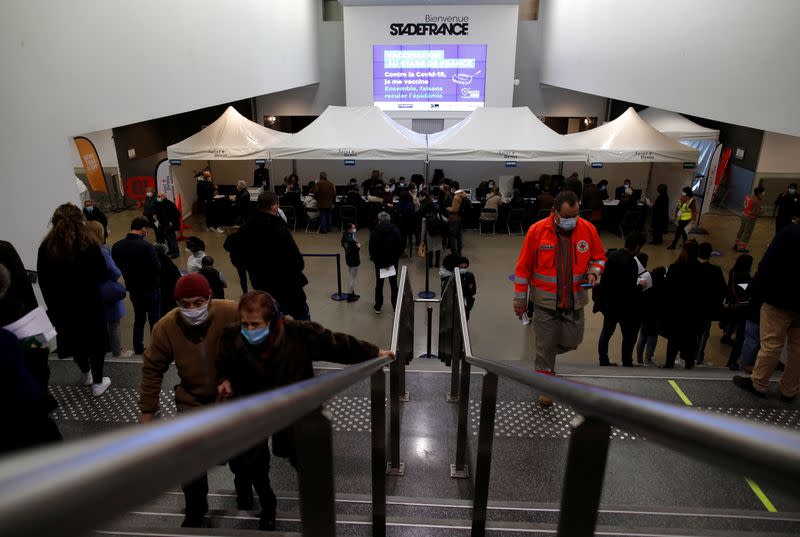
[369, 211, 402, 314]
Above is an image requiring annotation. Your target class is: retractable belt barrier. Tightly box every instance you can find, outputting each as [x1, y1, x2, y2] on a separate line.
[302, 253, 349, 301]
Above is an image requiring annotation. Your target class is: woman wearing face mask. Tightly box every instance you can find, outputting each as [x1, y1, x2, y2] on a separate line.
[138, 273, 239, 527]
[185, 236, 206, 273]
[216, 291, 394, 530]
[341, 223, 361, 302]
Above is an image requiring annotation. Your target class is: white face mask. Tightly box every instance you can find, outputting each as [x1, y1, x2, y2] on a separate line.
[179, 303, 209, 326]
[557, 215, 578, 231]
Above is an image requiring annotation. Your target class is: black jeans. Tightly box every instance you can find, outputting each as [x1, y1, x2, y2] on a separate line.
[597, 312, 639, 365]
[670, 220, 690, 247]
[665, 326, 700, 368]
[73, 351, 106, 384]
[236, 265, 248, 294]
[374, 264, 398, 310]
[130, 289, 161, 354]
[448, 220, 463, 255]
[228, 440, 278, 518]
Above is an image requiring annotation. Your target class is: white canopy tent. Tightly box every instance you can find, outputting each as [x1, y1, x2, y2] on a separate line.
[638, 107, 719, 141]
[566, 107, 700, 164]
[428, 107, 586, 162]
[565, 107, 700, 208]
[167, 106, 290, 160]
[270, 106, 428, 161]
[166, 106, 291, 216]
[639, 107, 721, 217]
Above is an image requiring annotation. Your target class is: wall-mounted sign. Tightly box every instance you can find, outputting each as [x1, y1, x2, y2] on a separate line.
[389, 16, 469, 36]
[344, 159, 356, 166]
[505, 161, 517, 168]
[735, 147, 745, 160]
[591, 162, 603, 169]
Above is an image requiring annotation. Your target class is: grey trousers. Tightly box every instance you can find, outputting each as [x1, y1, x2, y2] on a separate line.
[736, 216, 756, 243]
[348, 266, 359, 294]
[533, 307, 585, 372]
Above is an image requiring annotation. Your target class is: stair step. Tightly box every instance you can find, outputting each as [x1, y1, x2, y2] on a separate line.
[123, 492, 800, 536]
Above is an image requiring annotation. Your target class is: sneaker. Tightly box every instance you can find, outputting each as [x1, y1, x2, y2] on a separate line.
[373, 307, 381, 314]
[599, 361, 618, 367]
[537, 394, 553, 408]
[114, 349, 134, 358]
[521, 313, 531, 325]
[643, 357, 654, 367]
[91, 377, 111, 397]
[675, 358, 685, 367]
[732, 375, 766, 397]
[214, 227, 225, 234]
[347, 293, 360, 303]
[82, 371, 94, 386]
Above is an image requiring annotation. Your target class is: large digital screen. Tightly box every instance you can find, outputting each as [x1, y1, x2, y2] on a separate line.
[373, 44, 487, 112]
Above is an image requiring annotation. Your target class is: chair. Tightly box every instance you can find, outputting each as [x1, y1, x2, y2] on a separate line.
[479, 208, 497, 235]
[507, 208, 525, 235]
[305, 208, 320, 233]
[339, 204, 358, 231]
[282, 205, 297, 232]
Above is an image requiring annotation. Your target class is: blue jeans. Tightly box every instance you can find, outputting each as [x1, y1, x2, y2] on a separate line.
[636, 327, 658, 362]
[165, 229, 179, 257]
[740, 321, 760, 368]
[130, 289, 161, 354]
[319, 208, 332, 233]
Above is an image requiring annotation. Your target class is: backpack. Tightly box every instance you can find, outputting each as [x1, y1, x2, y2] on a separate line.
[457, 195, 470, 217]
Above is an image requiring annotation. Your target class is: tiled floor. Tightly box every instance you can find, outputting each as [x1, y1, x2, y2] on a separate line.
[104, 208, 776, 369]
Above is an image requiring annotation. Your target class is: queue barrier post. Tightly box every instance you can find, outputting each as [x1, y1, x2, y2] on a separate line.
[302, 253, 349, 302]
[418, 252, 436, 299]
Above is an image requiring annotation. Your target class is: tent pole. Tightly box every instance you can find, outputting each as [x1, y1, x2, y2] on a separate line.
[646, 162, 654, 196]
[558, 161, 564, 176]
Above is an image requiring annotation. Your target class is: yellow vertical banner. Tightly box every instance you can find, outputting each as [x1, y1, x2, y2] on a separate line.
[73, 136, 108, 193]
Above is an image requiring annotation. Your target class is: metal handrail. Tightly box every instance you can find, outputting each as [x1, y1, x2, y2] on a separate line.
[0, 356, 392, 537]
[448, 268, 800, 537]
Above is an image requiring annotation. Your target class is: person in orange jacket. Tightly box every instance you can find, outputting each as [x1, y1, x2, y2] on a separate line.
[512, 191, 606, 407]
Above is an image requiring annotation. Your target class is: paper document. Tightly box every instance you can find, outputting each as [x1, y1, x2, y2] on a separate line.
[3, 306, 57, 341]
[603, 200, 620, 206]
[738, 283, 749, 290]
[379, 266, 397, 279]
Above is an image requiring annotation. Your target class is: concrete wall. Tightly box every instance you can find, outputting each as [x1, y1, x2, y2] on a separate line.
[539, 0, 800, 137]
[0, 0, 321, 267]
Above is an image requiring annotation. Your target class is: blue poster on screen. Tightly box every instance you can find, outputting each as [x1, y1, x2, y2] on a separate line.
[373, 44, 487, 112]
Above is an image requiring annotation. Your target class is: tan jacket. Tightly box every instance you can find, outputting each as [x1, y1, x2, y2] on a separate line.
[446, 192, 467, 222]
[312, 179, 336, 209]
[139, 299, 239, 413]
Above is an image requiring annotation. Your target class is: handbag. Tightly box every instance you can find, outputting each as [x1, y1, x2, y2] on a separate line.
[418, 242, 427, 258]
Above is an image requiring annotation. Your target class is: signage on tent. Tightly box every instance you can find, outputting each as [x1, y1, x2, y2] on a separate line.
[499, 150, 518, 159]
[344, 159, 356, 166]
[591, 162, 603, 168]
[505, 161, 517, 168]
[169, 159, 182, 166]
[338, 148, 358, 157]
[635, 151, 654, 160]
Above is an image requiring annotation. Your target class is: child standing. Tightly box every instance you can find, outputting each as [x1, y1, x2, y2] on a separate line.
[341, 223, 361, 303]
[198, 256, 227, 299]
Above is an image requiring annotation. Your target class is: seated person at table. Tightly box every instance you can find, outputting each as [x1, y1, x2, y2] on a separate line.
[302, 185, 317, 209]
[535, 189, 555, 213]
[598, 179, 610, 201]
[615, 180, 633, 201]
[509, 189, 526, 209]
[481, 188, 502, 221]
[284, 174, 300, 192]
[396, 176, 408, 192]
[348, 177, 359, 191]
[362, 170, 384, 195]
[475, 180, 489, 201]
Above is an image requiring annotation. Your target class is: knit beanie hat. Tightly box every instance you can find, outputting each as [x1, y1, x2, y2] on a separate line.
[174, 273, 212, 301]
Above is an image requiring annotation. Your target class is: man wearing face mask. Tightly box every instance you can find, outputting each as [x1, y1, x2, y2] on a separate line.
[774, 183, 800, 235]
[153, 192, 181, 258]
[138, 273, 239, 527]
[512, 191, 606, 407]
[216, 291, 394, 530]
[83, 199, 109, 239]
[614, 180, 632, 201]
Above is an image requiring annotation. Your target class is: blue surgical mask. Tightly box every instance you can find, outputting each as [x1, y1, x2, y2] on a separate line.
[790, 188, 797, 195]
[86, 206, 94, 212]
[557, 216, 577, 231]
[241, 326, 270, 345]
[599, 185, 606, 191]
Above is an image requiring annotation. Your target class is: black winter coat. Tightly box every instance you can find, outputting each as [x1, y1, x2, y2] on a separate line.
[341, 233, 361, 267]
[156, 250, 182, 315]
[752, 224, 800, 312]
[369, 222, 402, 268]
[663, 259, 704, 337]
[652, 193, 670, 231]
[111, 234, 161, 293]
[216, 319, 379, 458]
[596, 248, 640, 316]
[239, 212, 308, 314]
[154, 199, 181, 230]
[37, 241, 108, 358]
[697, 261, 727, 321]
[0, 240, 38, 326]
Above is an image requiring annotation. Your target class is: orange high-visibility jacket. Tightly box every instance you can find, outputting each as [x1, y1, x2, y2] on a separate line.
[513, 216, 606, 311]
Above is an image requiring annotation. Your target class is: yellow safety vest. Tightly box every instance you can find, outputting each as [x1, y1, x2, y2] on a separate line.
[677, 198, 694, 221]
